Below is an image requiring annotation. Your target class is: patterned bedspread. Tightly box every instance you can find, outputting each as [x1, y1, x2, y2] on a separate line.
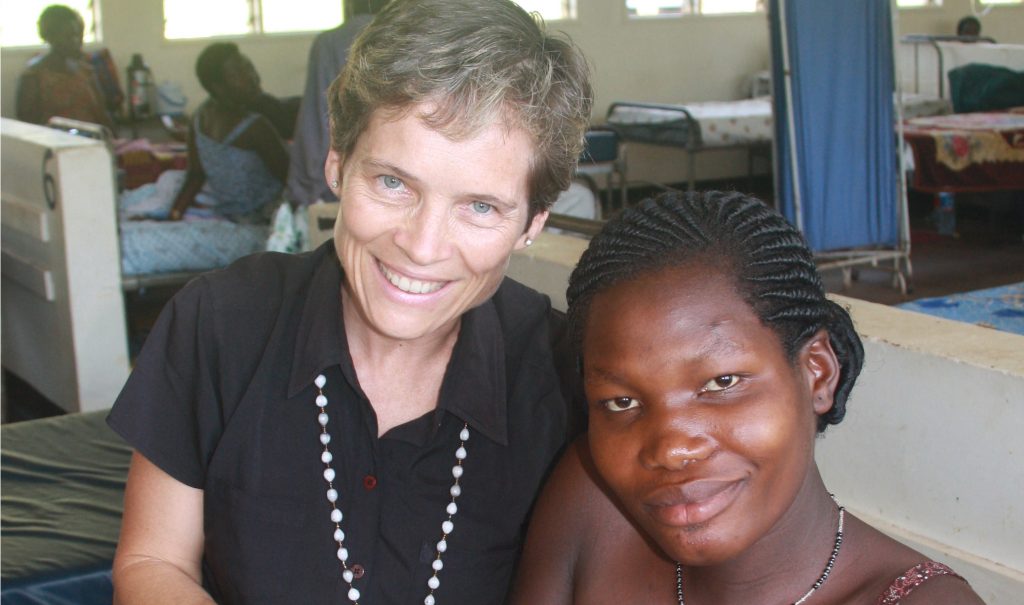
[120, 219, 269, 277]
[902, 110, 1024, 193]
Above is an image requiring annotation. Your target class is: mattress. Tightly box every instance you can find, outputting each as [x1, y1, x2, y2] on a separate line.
[1, 411, 131, 605]
[899, 92, 952, 119]
[607, 97, 773, 148]
[119, 219, 270, 277]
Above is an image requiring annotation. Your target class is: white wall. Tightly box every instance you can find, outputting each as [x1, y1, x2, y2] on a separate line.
[2, 0, 1022, 185]
[509, 230, 1024, 605]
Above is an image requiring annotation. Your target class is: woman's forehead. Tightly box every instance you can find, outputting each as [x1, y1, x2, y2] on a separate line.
[583, 263, 756, 347]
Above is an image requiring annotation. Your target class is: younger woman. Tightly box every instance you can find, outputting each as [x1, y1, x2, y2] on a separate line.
[168, 42, 288, 222]
[512, 190, 983, 604]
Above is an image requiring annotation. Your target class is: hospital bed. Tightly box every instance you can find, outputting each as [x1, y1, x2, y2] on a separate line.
[48, 118, 271, 292]
[605, 96, 774, 193]
[604, 92, 948, 197]
[895, 37, 1024, 229]
[1, 410, 130, 605]
[1, 118, 271, 413]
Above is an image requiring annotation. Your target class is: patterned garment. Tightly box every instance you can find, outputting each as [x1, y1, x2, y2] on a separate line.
[18, 59, 112, 127]
[876, 561, 967, 604]
[194, 112, 283, 218]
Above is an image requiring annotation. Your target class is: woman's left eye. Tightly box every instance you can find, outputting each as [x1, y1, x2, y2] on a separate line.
[380, 175, 404, 190]
[470, 201, 493, 215]
[701, 375, 740, 392]
[600, 397, 641, 412]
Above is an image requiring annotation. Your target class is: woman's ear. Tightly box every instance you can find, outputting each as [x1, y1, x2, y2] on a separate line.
[324, 149, 344, 193]
[515, 210, 549, 250]
[800, 329, 841, 416]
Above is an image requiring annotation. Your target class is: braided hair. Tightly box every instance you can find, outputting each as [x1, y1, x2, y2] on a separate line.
[566, 190, 864, 432]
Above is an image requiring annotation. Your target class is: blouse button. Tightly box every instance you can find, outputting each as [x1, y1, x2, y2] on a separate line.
[363, 474, 377, 490]
[351, 563, 365, 579]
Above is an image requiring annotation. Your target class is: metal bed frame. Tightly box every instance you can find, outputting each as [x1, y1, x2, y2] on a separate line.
[605, 100, 771, 197]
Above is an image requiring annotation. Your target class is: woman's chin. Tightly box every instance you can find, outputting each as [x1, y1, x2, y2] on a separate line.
[649, 524, 750, 568]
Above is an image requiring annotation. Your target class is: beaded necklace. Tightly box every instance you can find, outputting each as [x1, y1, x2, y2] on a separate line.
[314, 373, 468, 605]
[674, 495, 845, 605]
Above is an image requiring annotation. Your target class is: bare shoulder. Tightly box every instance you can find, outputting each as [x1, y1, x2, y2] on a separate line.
[512, 438, 673, 605]
[832, 515, 984, 604]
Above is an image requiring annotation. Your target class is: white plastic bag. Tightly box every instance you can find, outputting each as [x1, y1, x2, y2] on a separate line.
[266, 202, 309, 253]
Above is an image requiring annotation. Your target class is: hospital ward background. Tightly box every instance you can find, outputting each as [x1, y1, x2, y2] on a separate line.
[1, 0, 1023, 603]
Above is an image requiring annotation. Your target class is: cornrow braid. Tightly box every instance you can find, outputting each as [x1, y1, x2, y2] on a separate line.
[566, 190, 864, 432]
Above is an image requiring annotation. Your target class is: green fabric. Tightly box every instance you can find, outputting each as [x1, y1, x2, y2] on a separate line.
[1, 411, 131, 583]
[949, 63, 1024, 114]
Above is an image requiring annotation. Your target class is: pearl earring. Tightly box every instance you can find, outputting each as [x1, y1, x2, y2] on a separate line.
[524, 238, 534, 247]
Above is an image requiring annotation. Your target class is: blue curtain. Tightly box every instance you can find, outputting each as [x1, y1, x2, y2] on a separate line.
[770, 0, 899, 252]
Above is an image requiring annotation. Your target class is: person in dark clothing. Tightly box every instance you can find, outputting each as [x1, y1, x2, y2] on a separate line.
[107, 1, 593, 603]
[285, 0, 383, 205]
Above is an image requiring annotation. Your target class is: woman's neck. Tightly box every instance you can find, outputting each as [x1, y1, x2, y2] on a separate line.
[340, 284, 461, 370]
[41, 51, 82, 70]
[340, 285, 461, 435]
[208, 96, 248, 115]
[682, 469, 841, 605]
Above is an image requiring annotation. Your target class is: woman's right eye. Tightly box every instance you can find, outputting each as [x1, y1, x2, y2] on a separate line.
[600, 397, 641, 412]
[380, 175, 404, 190]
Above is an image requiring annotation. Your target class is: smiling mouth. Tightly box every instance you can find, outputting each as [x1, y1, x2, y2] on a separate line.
[644, 479, 744, 527]
[378, 261, 446, 295]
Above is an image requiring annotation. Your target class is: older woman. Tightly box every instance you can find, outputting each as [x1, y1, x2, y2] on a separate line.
[512, 191, 983, 604]
[106, 1, 592, 604]
[16, 4, 114, 129]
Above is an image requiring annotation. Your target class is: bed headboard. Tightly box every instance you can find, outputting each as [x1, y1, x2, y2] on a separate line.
[898, 36, 1024, 99]
[1, 118, 129, 412]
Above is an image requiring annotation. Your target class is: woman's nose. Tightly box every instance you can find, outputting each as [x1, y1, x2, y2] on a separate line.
[638, 412, 714, 472]
[394, 202, 452, 266]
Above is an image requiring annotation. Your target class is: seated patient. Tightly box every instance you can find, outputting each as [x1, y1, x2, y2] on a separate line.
[16, 4, 114, 130]
[169, 42, 288, 222]
[512, 190, 984, 604]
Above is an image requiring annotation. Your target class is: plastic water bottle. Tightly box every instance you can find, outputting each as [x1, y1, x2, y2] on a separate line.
[935, 192, 956, 236]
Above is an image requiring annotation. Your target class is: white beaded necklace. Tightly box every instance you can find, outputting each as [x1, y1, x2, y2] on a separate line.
[314, 373, 469, 605]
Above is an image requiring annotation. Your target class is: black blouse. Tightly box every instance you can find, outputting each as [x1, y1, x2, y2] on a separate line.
[107, 242, 573, 604]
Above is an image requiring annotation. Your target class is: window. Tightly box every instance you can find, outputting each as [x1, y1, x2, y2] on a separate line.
[896, 0, 942, 7]
[0, 0, 98, 47]
[163, 0, 574, 41]
[163, 0, 342, 40]
[514, 0, 577, 21]
[626, 0, 764, 18]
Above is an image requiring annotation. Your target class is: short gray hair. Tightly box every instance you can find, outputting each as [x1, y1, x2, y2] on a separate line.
[328, 0, 594, 218]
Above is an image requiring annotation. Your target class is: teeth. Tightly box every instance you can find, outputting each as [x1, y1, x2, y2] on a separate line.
[380, 262, 444, 294]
